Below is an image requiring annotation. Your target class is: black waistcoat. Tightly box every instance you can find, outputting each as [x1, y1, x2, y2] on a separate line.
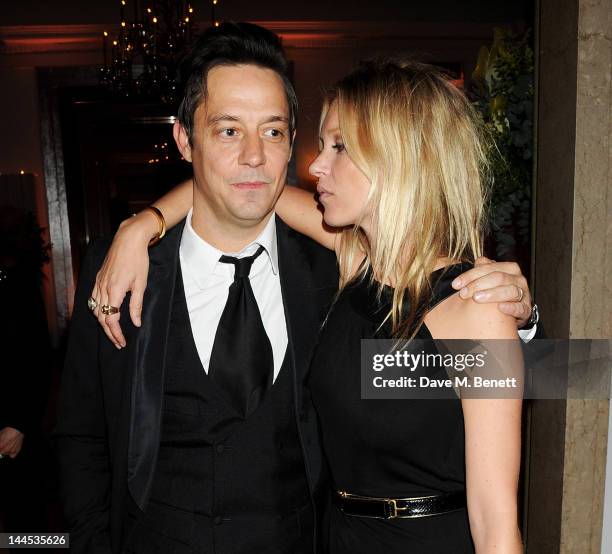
[125, 265, 313, 554]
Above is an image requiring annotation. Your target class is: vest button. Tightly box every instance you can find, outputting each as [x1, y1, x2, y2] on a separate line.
[214, 516, 223, 525]
[216, 444, 225, 454]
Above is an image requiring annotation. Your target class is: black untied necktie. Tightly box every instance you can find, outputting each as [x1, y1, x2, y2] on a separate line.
[208, 245, 274, 418]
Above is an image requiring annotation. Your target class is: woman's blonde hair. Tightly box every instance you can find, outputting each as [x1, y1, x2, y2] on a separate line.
[325, 58, 490, 337]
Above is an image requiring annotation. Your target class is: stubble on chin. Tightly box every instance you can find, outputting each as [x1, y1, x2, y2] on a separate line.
[228, 192, 276, 225]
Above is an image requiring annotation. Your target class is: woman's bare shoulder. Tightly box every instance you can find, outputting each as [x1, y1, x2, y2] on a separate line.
[425, 292, 518, 341]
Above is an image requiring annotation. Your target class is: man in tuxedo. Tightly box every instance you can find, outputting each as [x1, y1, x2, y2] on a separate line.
[56, 22, 337, 554]
[55, 22, 537, 554]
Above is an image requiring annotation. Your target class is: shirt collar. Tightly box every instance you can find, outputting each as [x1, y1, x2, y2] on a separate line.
[180, 209, 279, 289]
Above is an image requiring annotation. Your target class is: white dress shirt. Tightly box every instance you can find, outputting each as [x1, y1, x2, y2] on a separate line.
[518, 325, 536, 342]
[179, 210, 288, 383]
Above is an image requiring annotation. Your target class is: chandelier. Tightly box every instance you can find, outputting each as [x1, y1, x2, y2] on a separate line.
[99, 1, 222, 103]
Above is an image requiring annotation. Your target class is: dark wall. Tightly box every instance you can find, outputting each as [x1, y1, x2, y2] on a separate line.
[1, 0, 533, 26]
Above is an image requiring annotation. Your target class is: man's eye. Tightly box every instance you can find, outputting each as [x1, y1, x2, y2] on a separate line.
[264, 128, 284, 138]
[220, 128, 237, 137]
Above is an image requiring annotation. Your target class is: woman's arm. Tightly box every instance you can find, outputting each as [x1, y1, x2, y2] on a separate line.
[463, 394, 522, 553]
[91, 179, 193, 348]
[426, 299, 523, 553]
[119, 178, 193, 243]
[275, 185, 340, 251]
[121, 180, 339, 251]
[92, 180, 339, 348]
[461, 306, 522, 553]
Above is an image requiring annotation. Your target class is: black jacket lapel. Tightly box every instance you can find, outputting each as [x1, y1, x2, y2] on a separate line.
[275, 218, 321, 385]
[127, 220, 185, 511]
[275, 217, 338, 539]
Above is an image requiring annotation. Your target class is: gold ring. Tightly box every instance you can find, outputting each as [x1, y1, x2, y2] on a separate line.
[101, 304, 119, 315]
[87, 297, 98, 311]
[517, 287, 524, 302]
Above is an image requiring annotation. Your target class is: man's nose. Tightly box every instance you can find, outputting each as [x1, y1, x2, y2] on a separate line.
[239, 134, 265, 167]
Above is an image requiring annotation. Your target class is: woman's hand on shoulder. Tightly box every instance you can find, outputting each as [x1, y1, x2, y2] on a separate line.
[90, 211, 157, 348]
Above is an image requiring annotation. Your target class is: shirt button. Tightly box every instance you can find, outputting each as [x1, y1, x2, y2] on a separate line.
[216, 444, 225, 454]
[214, 516, 223, 525]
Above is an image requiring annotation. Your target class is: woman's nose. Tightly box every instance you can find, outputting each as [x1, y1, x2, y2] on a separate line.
[309, 151, 327, 178]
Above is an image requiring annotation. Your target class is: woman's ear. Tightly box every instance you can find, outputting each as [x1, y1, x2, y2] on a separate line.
[173, 121, 193, 162]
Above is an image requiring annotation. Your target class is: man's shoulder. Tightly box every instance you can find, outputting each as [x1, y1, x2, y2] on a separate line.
[275, 218, 339, 300]
[87, 236, 114, 260]
[276, 217, 336, 268]
[292, 229, 336, 265]
[79, 237, 114, 279]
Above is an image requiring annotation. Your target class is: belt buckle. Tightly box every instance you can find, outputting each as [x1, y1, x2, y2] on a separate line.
[386, 498, 411, 519]
[339, 490, 410, 520]
[386, 499, 398, 519]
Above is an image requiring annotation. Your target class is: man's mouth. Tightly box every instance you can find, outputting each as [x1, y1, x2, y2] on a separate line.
[232, 181, 267, 190]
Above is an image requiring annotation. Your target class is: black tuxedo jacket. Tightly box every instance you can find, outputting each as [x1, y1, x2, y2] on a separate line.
[54, 218, 338, 554]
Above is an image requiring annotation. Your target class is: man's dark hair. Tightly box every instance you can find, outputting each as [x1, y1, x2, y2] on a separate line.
[177, 22, 297, 145]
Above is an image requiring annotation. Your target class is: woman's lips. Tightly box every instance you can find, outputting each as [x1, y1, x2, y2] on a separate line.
[317, 188, 333, 201]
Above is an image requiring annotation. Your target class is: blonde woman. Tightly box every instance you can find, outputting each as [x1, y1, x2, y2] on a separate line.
[92, 59, 526, 552]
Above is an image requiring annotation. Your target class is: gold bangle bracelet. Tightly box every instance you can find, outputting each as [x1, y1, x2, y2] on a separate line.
[143, 206, 166, 246]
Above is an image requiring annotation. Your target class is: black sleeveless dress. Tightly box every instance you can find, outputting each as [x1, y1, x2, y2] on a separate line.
[309, 263, 475, 553]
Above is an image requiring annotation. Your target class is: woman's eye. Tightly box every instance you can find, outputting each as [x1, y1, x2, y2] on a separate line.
[332, 143, 345, 152]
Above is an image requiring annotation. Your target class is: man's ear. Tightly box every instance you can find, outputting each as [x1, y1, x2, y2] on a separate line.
[173, 121, 193, 163]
